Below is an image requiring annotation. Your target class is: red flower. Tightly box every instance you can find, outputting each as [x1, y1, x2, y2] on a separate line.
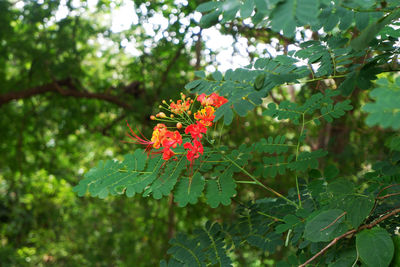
[210, 93, 228, 108]
[184, 140, 204, 162]
[162, 147, 175, 161]
[197, 93, 214, 106]
[185, 122, 207, 140]
[194, 106, 215, 127]
[197, 93, 228, 108]
[162, 130, 182, 149]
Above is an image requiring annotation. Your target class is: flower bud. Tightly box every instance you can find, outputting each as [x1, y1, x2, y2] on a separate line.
[150, 115, 156, 120]
[187, 110, 192, 115]
[158, 112, 166, 118]
[170, 114, 174, 118]
[176, 122, 182, 129]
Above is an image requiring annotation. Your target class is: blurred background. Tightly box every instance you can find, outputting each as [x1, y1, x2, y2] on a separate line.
[0, 0, 272, 266]
[0, 0, 386, 266]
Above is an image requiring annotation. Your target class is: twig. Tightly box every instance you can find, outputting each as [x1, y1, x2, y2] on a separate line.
[299, 208, 400, 267]
[369, 183, 400, 217]
[377, 192, 400, 200]
[320, 212, 347, 232]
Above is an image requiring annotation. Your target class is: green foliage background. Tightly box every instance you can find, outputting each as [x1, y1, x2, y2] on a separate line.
[1, 0, 400, 266]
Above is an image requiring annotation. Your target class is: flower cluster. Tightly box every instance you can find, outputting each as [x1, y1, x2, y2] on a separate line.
[126, 92, 228, 164]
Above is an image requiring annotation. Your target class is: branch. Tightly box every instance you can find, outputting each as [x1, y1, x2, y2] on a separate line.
[299, 208, 400, 267]
[320, 212, 347, 232]
[0, 79, 133, 110]
[377, 192, 400, 200]
[370, 183, 400, 216]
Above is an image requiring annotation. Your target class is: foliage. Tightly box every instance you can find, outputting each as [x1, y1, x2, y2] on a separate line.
[2, 0, 400, 266]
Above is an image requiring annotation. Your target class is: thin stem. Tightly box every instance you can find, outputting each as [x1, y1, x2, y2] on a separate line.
[217, 122, 223, 146]
[257, 211, 284, 222]
[236, 180, 258, 184]
[222, 154, 299, 208]
[294, 113, 305, 208]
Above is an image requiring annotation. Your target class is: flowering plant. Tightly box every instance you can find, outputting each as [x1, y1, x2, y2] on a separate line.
[74, 0, 400, 265]
[126, 92, 227, 164]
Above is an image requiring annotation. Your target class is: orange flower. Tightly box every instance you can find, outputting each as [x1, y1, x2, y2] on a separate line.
[194, 106, 215, 127]
[170, 99, 191, 114]
[150, 124, 168, 149]
[197, 93, 228, 108]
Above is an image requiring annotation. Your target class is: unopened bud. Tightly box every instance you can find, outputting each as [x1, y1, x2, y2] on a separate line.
[170, 114, 174, 118]
[187, 110, 192, 115]
[162, 100, 167, 104]
[150, 115, 156, 120]
[159, 112, 166, 118]
[176, 122, 182, 129]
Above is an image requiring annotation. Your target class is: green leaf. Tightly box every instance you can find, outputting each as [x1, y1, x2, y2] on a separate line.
[174, 173, 205, 207]
[296, 0, 319, 25]
[263, 101, 302, 125]
[319, 100, 353, 123]
[270, 0, 296, 37]
[185, 79, 202, 90]
[288, 150, 328, 172]
[324, 164, 339, 180]
[388, 136, 400, 151]
[327, 179, 354, 196]
[392, 236, 400, 266]
[194, 222, 233, 267]
[253, 135, 290, 155]
[275, 214, 301, 233]
[328, 247, 357, 267]
[352, 10, 400, 51]
[214, 102, 233, 125]
[200, 10, 221, 28]
[341, 195, 374, 228]
[254, 73, 265, 90]
[240, 0, 254, 19]
[247, 232, 283, 253]
[233, 99, 254, 117]
[304, 209, 347, 242]
[212, 70, 223, 81]
[143, 156, 187, 199]
[356, 227, 394, 267]
[167, 233, 206, 267]
[205, 169, 237, 208]
[363, 78, 400, 130]
[197, 1, 220, 12]
[73, 150, 163, 198]
[194, 70, 206, 78]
